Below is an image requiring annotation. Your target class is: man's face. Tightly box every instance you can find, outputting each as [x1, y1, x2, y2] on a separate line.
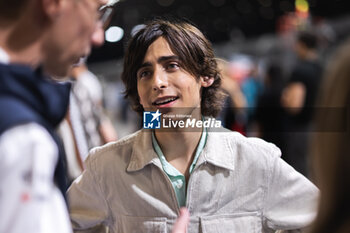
[43, 0, 107, 77]
[137, 37, 210, 117]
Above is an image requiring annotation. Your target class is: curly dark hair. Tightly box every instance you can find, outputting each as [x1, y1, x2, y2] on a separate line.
[121, 18, 225, 117]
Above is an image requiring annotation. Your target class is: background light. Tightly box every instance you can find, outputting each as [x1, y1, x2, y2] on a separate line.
[105, 26, 124, 43]
[295, 0, 309, 13]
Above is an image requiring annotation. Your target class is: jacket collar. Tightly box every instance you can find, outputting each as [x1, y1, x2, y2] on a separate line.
[126, 128, 235, 172]
[197, 129, 235, 171]
[0, 63, 70, 128]
[126, 130, 161, 172]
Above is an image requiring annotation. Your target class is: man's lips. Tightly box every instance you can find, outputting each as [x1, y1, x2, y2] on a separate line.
[152, 96, 179, 106]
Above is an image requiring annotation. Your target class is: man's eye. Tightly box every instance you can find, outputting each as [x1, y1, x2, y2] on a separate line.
[167, 63, 179, 70]
[138, 70, 151, 79]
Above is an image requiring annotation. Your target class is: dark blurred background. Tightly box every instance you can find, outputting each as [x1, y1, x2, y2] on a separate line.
[87, 0, 350, 63]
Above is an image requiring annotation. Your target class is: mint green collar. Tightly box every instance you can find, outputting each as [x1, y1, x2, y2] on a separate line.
[151, 127, 207, 206]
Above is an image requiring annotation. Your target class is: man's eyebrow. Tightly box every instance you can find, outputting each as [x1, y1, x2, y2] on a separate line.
[138, 56, 180, 70]
[138, 62, 152, 70]
[157, 55, 179, 63]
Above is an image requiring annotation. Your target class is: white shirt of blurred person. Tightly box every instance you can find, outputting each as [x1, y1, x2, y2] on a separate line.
[0, 0, 108, 232]
[59, 63, 118, 180]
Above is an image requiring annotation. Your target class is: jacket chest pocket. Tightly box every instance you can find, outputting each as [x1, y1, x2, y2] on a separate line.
[200, 212, 260, 233]
[116, 215, 168, 233]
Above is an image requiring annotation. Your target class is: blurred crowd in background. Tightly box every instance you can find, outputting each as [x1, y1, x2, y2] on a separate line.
[68, 0, 350, 179]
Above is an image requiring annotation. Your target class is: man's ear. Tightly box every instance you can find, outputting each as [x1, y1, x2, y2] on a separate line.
[41, 0, 62, 19]
[200, 76, 214, 87]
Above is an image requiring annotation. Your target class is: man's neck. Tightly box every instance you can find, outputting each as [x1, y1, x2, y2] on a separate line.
[156, 130, 202, 178]
[154, 114, 203, 177]
[0, 11, 43, 67]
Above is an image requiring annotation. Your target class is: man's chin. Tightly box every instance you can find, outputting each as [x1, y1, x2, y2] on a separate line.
[43, 64, 70, 80]
[49, 70, 70, 81]
[72, 57, 87, 67]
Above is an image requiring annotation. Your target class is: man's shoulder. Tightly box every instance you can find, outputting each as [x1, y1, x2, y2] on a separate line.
[0, 123, 57, 160]
[210, 129, 281, 162]
[85, 130, 142, 164]
[0, 95, 42, 134]
[220, 129, 280, 151]
[0, 123, 55, 144]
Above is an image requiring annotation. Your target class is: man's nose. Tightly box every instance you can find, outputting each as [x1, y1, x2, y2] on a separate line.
[91, 22, 105, 47]
[152, 69, 168, 91]
[100, 0, 109, 5]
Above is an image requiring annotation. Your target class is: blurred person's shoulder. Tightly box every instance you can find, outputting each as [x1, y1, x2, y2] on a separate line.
[0, 122, 56, 147]
[0, 123, 57, 162]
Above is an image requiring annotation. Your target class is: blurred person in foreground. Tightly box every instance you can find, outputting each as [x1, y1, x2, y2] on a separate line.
[68, 18, 318, 233]
[281, 30, 323, 176]
[310, 39, 350, 233]
[0, 0, 111, 231]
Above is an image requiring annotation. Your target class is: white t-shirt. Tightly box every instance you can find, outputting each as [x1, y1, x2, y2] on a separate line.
[0, 123, 72, 233]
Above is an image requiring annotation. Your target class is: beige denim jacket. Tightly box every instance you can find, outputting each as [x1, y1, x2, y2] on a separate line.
[67, 128, 318, 233]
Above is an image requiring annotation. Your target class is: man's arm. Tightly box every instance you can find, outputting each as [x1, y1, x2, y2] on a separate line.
[68, 152, 110, 233]
[281, 82, 306, 114]
[263, 152, 319, 232]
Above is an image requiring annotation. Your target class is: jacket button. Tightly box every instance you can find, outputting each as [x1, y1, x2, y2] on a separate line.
[176, 180, 183, 189]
